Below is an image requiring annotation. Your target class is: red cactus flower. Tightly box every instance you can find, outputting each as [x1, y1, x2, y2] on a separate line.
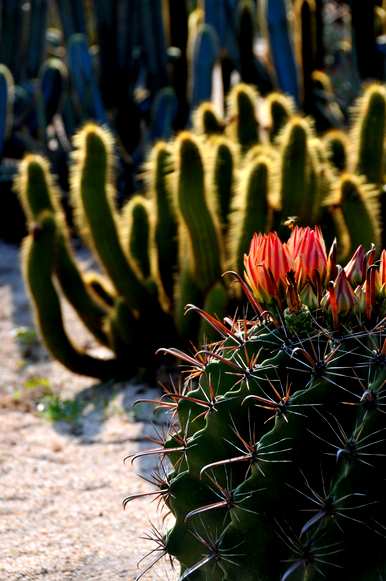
[244, 232, 290, 305]
[344, 245, 366, 286]
[243, 227, 381, 326]
[378, 250, 386, 294]
[286, 226, 327, 289]
[326, 267, 356, 328]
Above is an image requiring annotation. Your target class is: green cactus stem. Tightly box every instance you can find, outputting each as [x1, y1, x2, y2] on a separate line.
[22, 212, 119, 380]
[174, 132, 223, 292]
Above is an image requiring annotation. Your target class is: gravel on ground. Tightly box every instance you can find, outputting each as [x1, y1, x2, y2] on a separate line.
[0, 241, 177, 580]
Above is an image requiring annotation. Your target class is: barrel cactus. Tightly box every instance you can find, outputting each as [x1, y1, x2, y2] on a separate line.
[127, 226, 386, 580]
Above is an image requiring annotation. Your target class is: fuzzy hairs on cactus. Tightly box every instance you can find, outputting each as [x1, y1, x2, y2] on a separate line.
[352, 83, 386, 187]
[21, 211, 119, 380]
[70, 123, 147, 312]
[173, 131, 224, 292]
[227, 83, 260, 153]
[146, 141, 178, 311]
[16, 153, 110, 348]
[322, 130, 350, 173]
[265, 91, 295, 143]
[0, 64, 14, 158]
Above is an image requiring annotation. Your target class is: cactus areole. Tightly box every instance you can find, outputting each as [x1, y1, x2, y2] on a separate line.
[127, 227, 386, 580]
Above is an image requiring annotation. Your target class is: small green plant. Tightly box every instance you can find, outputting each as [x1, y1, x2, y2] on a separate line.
[37, 394, 83, 423]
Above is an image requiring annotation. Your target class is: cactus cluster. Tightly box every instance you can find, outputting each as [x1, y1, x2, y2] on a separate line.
[127, 226, 386, 580]
[18, 79, 386, 379]
[3, 0, 386, 242]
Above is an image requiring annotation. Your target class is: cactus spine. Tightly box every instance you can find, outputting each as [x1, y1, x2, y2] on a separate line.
[128, 227, 386, 580]
[352, 84, 386, 186]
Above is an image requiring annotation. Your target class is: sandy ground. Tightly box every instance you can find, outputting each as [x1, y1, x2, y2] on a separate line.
[0, 241, 177, 580]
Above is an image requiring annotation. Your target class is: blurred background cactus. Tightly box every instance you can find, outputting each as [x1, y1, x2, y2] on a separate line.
[17, 78, 386, 379]
[3, 0, 386, 243]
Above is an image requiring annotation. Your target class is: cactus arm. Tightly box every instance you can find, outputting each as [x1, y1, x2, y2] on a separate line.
[335, 174, 381, 252]
[67, 34, 107, 124]
[138, 0, 168, 93]
[147, 142, 178, 306]
[352, 84, 386, 186]
[190, 24, 219, 111]
[0, 1, 24, 81]
[229, 155, 272, 273]
[150, 87, 178, 142]
[264, 0, 300, 105]
[211, 138, 235, 231]
[0, 64, 14, 159]
[16, 154, 111, 346]
[227, 83, 259, 153]
[22, 213, 119, 380]
[121, 195, 152, 281]
[71, 124, 147, 312]
[25, 0, 48, 78]
[323, 130, 349, 173]
[174, 133, 223, 292]
[278, 117, 314, 224]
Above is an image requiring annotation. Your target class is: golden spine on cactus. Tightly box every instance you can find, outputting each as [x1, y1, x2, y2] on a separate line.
[0, 63, 14, 141]
[16, 153, 110, 346]
[21, 211, 119, 380]
[226, 83, 260, 153]
[192, 102, 224, 136]
[121, 195, 152, 282]
[228, 153, 273, 273]
[311, 70, 345, 125]
[146, 141, 177, 311]
[206, 136, 236, 232]
[16, 154, 64, 225]
[265, 91, 295, 143]
[352, 83, 386, 186]
[70, 123, 147, 313]
[173, 131, 223, 292]
[83, 272, 115, 309]
[325, 173, 381, 253]
[277, 115, 317, 224]
[308, 137, 335, 222]
[322, 129, 350, 173]
[173, 224, 202, 339]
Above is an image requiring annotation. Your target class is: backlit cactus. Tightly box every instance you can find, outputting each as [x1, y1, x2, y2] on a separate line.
[17, 80, 386, 378]
[128, 226, 386, 580]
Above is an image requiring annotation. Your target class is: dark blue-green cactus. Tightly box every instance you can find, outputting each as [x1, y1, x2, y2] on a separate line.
[190, 24, 219, 112]
[0, 64, 14, 159]
[264, 0, 300, 105]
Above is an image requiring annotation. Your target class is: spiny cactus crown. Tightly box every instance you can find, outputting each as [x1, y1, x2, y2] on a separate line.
[127, 227, 386, 581]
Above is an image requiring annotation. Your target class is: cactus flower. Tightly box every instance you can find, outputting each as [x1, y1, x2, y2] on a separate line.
[244, 227, 385, 326]
[344, 245, 366, 286]
[327, 267, 356, 327]
[286, 226, 327, 289]
[244, 232, 290, 305]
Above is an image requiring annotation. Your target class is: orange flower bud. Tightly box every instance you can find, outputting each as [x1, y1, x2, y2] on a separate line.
[287, 226, 327, 289]
[244, 233, 290, 306]
[344, 245, 366, 286]
[325, 267, 356, 327]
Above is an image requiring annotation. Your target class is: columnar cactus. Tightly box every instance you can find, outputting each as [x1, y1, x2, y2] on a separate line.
[17, 80, 386, 378]
[128, 226, 386, 580]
